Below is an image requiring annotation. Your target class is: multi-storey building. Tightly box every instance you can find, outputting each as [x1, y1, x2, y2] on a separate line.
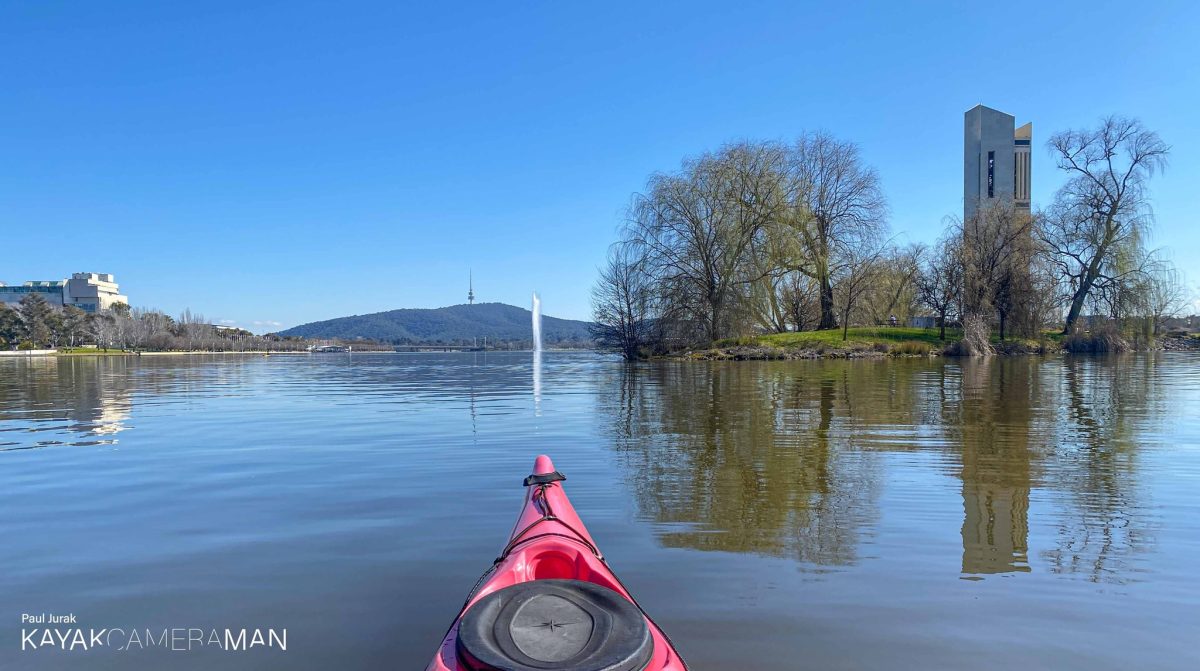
[0, 272, 128, 313]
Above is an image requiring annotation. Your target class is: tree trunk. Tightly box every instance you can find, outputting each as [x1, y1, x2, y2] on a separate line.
[1063, 233, 1114, 334]
[818, 274, 837, 330]
[1063, 273, 1096, 334]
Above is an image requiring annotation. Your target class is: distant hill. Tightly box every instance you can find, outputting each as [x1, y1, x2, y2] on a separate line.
[277, 302, 594, 345]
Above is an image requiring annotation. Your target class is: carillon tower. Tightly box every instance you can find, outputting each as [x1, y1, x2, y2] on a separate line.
[964, 104, 1032, 221]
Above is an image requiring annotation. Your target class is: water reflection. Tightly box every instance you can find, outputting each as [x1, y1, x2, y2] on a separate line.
[533, 350, 542, 417]
[0, 357, 132, 448]
[0, 352, 1195, 669]
[601, 362, 882, 567]
[0, 353, 1175, 585]
[948, 359, 1040, 575]
[1041, 356, 1159, 583]
[601, 356, 1167, 581]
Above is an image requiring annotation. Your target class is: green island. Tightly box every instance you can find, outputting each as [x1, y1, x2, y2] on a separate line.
[703, 327, 1058, 359]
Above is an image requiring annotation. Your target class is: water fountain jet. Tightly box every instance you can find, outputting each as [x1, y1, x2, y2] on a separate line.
[531, 292, 542, 352]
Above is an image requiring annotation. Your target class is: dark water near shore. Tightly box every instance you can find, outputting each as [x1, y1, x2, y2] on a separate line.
[1, 352, 1198, 670]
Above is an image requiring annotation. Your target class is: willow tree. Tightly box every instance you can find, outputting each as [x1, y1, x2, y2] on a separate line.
[1040, 117, 1169, 333]
[625, 142, 783, 343]
[780, 132, 888, 330]
[1143, 259, 1186, 334]
[863, 242, 924, 326]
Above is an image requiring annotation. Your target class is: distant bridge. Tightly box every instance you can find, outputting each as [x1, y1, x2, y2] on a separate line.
[392, 345, 494, 352]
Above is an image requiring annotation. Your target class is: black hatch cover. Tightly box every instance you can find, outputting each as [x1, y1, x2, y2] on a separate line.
[456, 579, 653, 671]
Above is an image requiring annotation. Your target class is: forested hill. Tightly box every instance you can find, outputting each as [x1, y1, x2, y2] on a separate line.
[276, 302, 594, 345]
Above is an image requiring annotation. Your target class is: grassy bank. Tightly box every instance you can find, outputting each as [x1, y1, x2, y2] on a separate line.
[752, 326, 953, 348]
[694, 327, 1066, 360]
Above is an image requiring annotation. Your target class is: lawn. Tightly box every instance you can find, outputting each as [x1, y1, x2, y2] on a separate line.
[731, 326, 1065, 351]
[752, 327, 955, 348]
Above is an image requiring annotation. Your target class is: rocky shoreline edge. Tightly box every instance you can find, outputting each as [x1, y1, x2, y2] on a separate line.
[668, 333, 1200, 361]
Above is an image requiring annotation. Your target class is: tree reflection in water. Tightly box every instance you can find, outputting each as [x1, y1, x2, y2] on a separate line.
[1040, 356, 1159, 583]
[600, 361, 883, 568]
[599, 356, 1160, 582]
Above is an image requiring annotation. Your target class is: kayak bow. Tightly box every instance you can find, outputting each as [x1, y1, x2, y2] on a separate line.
[427, 455, 687, 671]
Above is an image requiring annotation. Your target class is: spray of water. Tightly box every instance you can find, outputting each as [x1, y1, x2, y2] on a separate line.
[531, 292, 542, 352]
[532, 291, 543, 417]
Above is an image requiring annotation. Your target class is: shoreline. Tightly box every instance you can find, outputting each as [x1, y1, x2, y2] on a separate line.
[662, 332, 1200, 361]
[0, 350, 315, 358]
[4, 336, 1197, 360]
[1, 348, 587, 358]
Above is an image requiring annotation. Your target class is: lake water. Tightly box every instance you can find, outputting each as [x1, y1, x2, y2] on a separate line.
[1, 352, 1198, 670]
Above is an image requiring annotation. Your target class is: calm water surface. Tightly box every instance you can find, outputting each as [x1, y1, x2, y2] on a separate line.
[1, 352, 1198, 669]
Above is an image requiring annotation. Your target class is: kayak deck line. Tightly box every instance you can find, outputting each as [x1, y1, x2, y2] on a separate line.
[427, 455, 688, 671]
[498, 472, 604, 565]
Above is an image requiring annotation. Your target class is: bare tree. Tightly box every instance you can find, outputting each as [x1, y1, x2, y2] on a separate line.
[1040, 117, 1169, 333]
[864, 242, 924, 325]
[625, 142, 783, 343]
[1028, 252, 1068, 335]
[780, 132, 888, 329]
[592, 243, 656, 360]
[959, 201, 1033, 339]
[917, 233, 963, 340]
[780, 272, 819, 332]
[992, 252, 1035, 340]
[833, 236, 888, 341]
[91, 313, 118, 350]
[177, 309, 210, 350]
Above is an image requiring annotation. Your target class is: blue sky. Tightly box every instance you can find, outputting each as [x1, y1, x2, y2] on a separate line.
[3, 1, 1198, 330]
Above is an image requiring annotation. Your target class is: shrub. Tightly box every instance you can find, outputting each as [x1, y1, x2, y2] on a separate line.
[892, 340, 932, 355]
[1063, 323, 1130, 353]
[944, 314, 994, 357]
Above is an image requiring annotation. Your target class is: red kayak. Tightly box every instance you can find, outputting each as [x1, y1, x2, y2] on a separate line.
[427, 455, 688, 671]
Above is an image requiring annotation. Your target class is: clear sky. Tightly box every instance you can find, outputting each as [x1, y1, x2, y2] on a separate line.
[3, 1, 1198, 330]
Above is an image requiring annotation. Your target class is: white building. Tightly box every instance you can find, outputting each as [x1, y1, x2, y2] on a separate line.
[0, 272, 128, 313]
[65, 273, 127, 312]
